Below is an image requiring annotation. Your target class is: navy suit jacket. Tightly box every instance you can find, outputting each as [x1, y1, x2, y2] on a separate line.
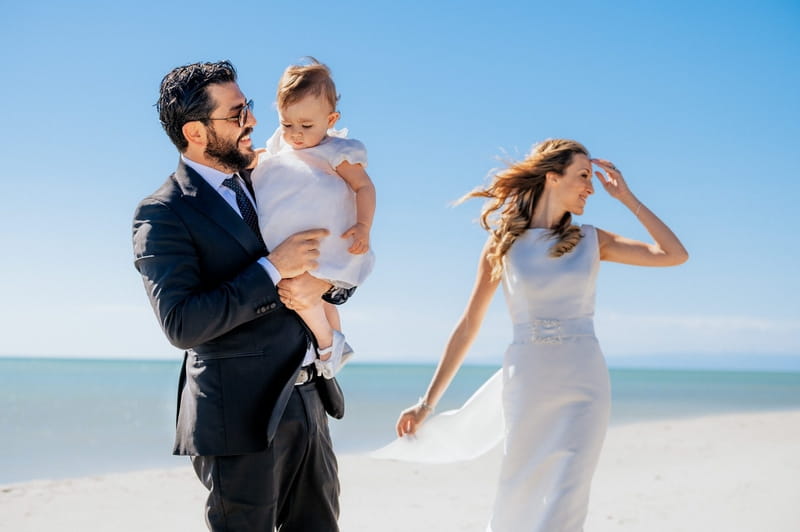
[133, 160, 313, 456]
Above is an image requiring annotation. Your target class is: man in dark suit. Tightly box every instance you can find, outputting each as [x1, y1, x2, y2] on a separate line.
[133, 61, 348, 531]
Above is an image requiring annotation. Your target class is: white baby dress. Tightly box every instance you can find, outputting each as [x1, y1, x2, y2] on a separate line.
[251, 128, 375, 288]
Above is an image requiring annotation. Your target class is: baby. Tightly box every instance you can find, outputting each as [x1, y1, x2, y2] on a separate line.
[251, 58, 376, 377]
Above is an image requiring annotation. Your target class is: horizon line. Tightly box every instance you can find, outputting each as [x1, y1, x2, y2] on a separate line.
[1, 353, 799, 374]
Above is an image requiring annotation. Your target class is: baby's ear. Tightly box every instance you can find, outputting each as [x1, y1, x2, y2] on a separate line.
[327, 111, 340, 128]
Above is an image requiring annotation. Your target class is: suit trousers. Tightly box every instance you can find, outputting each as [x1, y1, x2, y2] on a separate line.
[191, 381, 340, 531]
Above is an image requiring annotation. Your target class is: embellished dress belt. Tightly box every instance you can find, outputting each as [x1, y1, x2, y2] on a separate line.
[295, 364, 317, 386]
[513, 318, 595, 345]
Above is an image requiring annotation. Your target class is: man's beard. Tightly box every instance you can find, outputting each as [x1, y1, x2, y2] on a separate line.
[205, 126, 255, 171]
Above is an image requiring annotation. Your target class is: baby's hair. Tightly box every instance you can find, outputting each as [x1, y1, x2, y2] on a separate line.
[276, 57, 339, 112]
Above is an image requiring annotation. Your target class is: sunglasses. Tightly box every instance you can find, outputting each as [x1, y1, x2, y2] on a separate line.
[204, 99, 254, 128]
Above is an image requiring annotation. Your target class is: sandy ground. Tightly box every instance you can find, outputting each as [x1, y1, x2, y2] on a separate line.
[2, 410, 798, 531]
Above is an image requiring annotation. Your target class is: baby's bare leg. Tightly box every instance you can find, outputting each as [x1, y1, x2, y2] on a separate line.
[323, 302, 341, 331]
[296, 302, 333, 352]
[302, 301, 353, 379]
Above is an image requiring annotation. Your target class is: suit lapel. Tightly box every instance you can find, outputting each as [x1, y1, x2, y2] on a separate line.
[174, 160, 266, 255]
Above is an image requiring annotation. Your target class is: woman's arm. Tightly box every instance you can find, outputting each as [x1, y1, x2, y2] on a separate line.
[593, 159, 689, 267]
[396, 237, 502, 436]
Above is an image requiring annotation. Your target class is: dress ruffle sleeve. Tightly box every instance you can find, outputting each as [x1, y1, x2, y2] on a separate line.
[319, 129, 368, 169]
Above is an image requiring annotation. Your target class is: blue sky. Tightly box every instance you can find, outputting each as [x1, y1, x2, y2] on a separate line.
[0, 0, 798, 370]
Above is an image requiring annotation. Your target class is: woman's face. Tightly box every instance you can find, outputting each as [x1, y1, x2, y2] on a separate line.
[553, 153, 594, 215]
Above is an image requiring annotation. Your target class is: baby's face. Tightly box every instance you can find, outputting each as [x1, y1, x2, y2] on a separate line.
[278, 94, 338, 150]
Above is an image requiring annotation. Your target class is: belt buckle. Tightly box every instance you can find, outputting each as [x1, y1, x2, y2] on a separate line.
[533, 319, 562, 344]
[295, 366, 314, 385]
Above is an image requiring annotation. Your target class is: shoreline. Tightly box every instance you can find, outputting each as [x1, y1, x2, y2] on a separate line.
[2, 409, 799, 531]
[4, 359, 799, 486]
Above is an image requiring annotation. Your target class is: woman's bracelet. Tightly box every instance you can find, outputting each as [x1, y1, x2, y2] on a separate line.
[634, 202, 643, 217]
[418, 397, 435, 413]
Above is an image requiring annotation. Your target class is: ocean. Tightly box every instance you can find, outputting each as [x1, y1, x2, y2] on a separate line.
[1, 358, 799, 485]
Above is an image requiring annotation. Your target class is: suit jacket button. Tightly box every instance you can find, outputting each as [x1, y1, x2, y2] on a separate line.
[269, 302, 277, 309]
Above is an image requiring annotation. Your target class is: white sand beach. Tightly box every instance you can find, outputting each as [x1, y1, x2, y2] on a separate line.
[1, 410, 798, 531]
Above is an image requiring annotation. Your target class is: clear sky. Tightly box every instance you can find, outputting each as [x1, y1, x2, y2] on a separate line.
[0, 0, 798, 370]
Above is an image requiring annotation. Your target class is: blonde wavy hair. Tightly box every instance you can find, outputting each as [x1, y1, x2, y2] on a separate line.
[461, 139, 590, 281]
[276, 57, 339, 112]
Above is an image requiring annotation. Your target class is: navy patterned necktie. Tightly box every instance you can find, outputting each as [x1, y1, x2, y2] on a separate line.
[222, 175, 266, 249]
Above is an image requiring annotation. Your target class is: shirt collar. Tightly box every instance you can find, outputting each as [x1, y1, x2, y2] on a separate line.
[181, 154, 235, 190]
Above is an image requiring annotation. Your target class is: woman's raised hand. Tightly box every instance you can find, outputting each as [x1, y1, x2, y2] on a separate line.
[591, 158, 689, 267]
[592, 158, 634, 202]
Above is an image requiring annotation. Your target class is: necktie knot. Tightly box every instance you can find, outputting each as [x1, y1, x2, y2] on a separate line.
[222, 174, 242, 191]
[222, 175, 265, 250]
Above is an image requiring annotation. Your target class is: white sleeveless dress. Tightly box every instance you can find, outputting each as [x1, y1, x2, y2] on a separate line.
[251, 127, 375, 288]
[373, 225, 610, 532]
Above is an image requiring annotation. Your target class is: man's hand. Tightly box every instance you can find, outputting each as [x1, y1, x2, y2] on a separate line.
[277, 272, 332, 311]
[267, 229, 329, 279]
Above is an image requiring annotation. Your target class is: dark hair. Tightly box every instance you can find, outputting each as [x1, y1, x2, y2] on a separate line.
[156, 60, 237, 151]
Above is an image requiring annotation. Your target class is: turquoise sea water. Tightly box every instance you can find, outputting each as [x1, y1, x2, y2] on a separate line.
[1, 358, 799, 485]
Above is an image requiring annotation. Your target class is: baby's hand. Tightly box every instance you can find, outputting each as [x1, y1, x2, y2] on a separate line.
[246, 147, 267, 169]
[342, 223, 370, 254]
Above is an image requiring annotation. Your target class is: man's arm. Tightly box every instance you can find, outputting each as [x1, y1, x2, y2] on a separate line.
[133, 198, 279, 349]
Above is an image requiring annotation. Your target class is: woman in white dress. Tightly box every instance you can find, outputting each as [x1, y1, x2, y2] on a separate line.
[394, 139, 688, 531]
